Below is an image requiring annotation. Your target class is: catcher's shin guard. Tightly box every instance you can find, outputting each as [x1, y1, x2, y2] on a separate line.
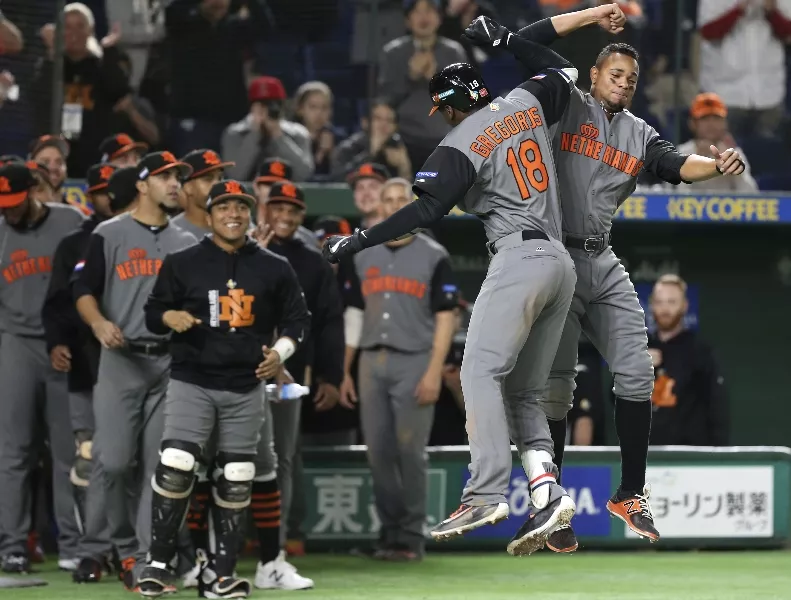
[187, 471, 212, 552]
[69, 434, 93, 533]
[149, 442, 199, 566]
[211, 454, 254, 577]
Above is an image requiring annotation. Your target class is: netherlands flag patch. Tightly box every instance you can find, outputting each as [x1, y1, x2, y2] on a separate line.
[74, 260, 85, 272]
[531, 74, 546, 80]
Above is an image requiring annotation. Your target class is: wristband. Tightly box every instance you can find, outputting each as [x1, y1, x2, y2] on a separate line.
[272, 337, 296, 363]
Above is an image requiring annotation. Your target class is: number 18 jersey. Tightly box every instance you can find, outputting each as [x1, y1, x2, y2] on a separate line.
[413, 68, 576, 244]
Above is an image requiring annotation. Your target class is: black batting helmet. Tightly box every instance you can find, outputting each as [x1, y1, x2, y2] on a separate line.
[428, 63, 490, 116]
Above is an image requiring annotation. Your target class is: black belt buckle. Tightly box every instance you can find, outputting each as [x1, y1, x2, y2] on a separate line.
[129, 341, 166, 356]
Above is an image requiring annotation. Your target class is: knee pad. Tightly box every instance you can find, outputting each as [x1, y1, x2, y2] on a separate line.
[70, 438, 93, 488]
[543, 377, 575, 421]
[213, 453, 255, 510]
[153, 440, 200, 500]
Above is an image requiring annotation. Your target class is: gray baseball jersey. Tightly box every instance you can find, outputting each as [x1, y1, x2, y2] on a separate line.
[171, 212, 209, 241]
[429, 80, 568, 243]
[346, 233, 457, 353]
[0, 203, 85, 337]
[551, 87, 687, 235]
[73, 214, 197, 340]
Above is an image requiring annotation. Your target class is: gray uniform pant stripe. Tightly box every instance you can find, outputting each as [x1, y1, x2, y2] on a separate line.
[359, 348, 435, 551]
[0, 333, 79, 558]
[460, 237, 576, 506]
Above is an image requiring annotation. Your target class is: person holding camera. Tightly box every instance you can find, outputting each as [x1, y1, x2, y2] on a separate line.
[331, 99, 413, 181]
[221, 76, 314, 183]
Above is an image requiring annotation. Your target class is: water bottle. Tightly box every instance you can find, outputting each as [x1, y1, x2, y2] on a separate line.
[264, 383, 311, 402]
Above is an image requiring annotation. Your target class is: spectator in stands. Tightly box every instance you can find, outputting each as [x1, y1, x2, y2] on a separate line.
[331, 99, 413, 181]
[669, 93, 758, 193]
[29, 135, 69, 201]
[439, 0, 500, 66]
[698, 0, 791, 140]
[109, 48, 161, 147]
[0, 8, 23, 54]
[378, 0, 466, 169]
[222, 76, 314, 182]
[293, 81, 338, 179]
[647, 274, 729, 446]
[32, 3, 133, 177]
[346, 162, 388, 229]
[165, 0, 271, 156]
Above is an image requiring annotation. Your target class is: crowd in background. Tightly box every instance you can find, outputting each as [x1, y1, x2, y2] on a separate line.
[0, 0, 787, 189]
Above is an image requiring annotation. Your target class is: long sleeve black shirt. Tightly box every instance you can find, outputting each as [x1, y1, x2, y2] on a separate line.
[42, 216, 103, 392]
[144, 237, 311, 393]
[647, 329, 729, 446]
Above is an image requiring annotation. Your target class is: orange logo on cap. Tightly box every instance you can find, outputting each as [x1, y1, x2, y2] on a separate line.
[10, 250, 28, 262]
[128, 248, 147, 260]
[280, 183, 297, 198]
[203, 151, 220, 165]
[161, 151, 177, 163]
[100, 165, 115, 180]
[0, 177, 10, 193]
[116, 134, 134, 146]
[269, 161, 286, 177]
[359, 164, 374, 176]
[224, 181, 243, 195]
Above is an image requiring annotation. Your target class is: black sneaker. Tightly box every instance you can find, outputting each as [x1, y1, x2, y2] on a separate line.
[607, 484, 660, 542]
[507, 484, 576, 556]
[72, 557, 103, 583]
[201, 575, 252, 598]
[2, 553, 29, 573]
[137, 564, 176, 598]
[546, 524, 579, 553]
[430, 502, 509, 541]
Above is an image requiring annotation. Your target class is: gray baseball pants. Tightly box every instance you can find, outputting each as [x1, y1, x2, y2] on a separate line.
[358, 348, 435, 552]
[0, 333, 80, 559]
[544, 247, 654, 420]
[460, 234, 576, 507]
[84, 348, 169, 563]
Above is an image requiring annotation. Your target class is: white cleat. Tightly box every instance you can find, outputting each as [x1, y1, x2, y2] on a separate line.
[182, 562, 200, 589]
[58, 558, 80, 571]
[254, 551, 314, 590]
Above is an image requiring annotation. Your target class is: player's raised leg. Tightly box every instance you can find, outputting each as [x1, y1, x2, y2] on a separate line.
[499, 239, 578, 556]
[584, 252, 658, 541]
[431, 241, 547, 540]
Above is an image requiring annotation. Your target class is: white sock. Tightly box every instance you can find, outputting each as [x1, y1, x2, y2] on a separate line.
[521, 449, 555, 509]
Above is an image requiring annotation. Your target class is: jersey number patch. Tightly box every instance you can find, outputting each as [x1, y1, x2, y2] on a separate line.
[505, 139, 549, 200]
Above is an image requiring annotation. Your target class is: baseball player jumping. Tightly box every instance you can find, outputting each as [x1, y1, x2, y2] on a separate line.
[0, 161, 85, 572]
[73, 152, 197, 589]
[512, 17, 747, 553]
[138, 179, 311, 599]
[324, 9, 619, 555]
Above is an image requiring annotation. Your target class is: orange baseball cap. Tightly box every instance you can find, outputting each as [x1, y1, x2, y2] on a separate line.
[690, 93, 727, 119]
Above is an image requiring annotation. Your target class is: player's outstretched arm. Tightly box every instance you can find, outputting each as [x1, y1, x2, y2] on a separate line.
[515, 3, 626, 46]
[643, 133, 746, 185]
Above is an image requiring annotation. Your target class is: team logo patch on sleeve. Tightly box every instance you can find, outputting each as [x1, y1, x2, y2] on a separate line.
[415, 171, 438, 178]
[74, 260, 85, 272]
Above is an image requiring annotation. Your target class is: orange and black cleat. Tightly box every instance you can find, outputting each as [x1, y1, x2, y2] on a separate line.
[119, 557, 138, 592]
[606, 484, 660, 542]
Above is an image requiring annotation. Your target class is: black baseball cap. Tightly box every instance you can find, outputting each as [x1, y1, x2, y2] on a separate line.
[206, 179, 256, 211]
[138, 151, 192, 180]
[107, 166, 140, 213]
[29, 134, 70, 159]
[313, 215, 352, 241]
[0, 162, 37, 208]
[99, 133, 149, 162]
[346, 162, 389, 187]
[181, 149, 235, 181]
[268, 181, 306, 209]
[86, 163, 117, 193]
[256, 158, 293, 184]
